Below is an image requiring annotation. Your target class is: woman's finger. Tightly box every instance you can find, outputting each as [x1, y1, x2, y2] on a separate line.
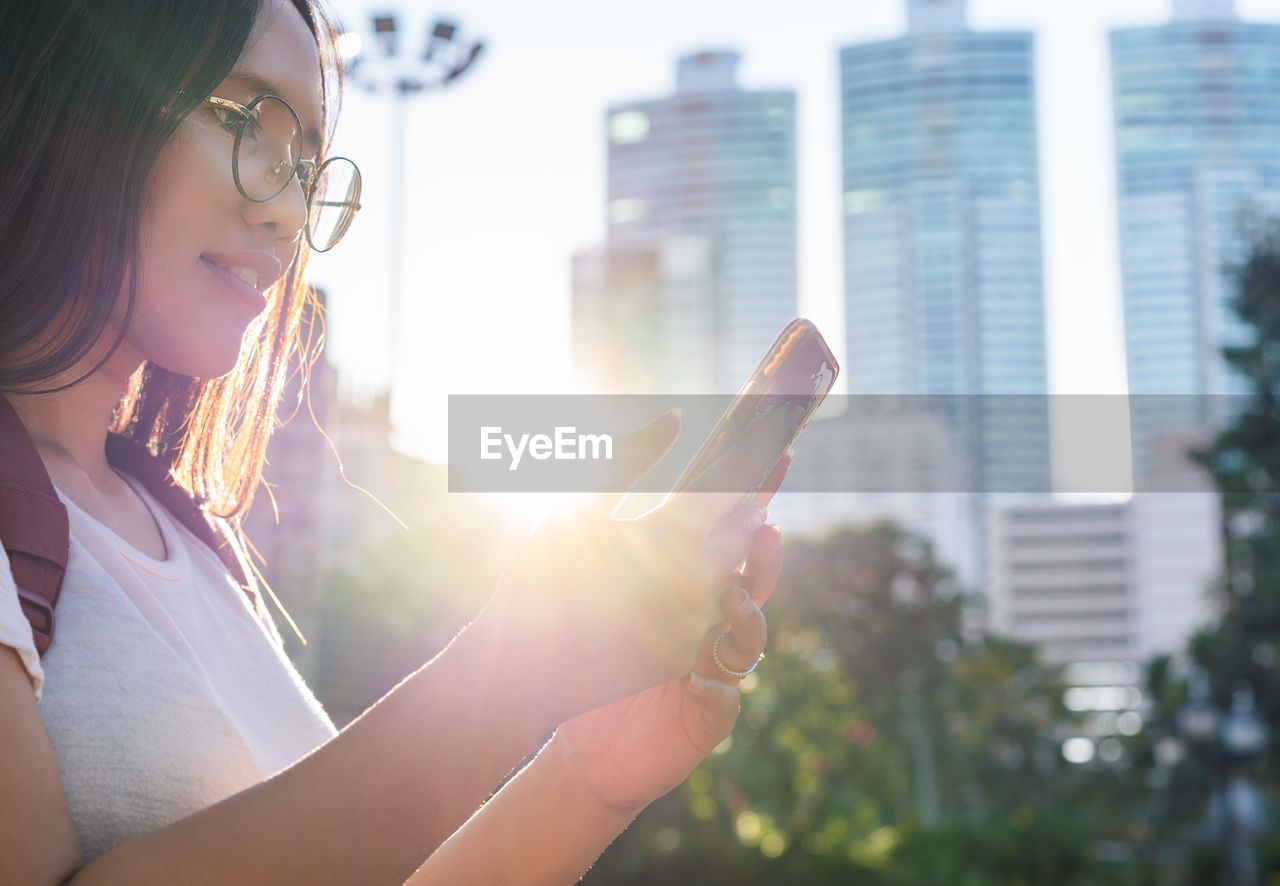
[585, 409, 682, 516]
[646, 450, 788, 592]
[751, 450, 793, 512]
[689, 577, 770, 684]
[702, 502, 768, 582]
[681, 402, 802, 498]
[655, 489, 752, 543]
[659, 407, 799, 533]
[717, 584, 768, 674]
[741, 523, 784, 608]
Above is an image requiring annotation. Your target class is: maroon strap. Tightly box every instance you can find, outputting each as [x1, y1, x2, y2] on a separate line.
[0, 395, 68, 656]
[0, 393, 261, 657]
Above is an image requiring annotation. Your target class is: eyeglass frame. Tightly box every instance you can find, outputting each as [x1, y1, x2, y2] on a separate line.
[200, 94, 362, 251]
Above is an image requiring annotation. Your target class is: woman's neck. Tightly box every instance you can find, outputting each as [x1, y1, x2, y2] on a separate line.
[5, 351, 142, 493]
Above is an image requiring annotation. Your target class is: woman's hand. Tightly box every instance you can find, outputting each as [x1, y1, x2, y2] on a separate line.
[407, 534, 778, 886]
[467, 410, 794, 731]
[545, 520, 783, 816]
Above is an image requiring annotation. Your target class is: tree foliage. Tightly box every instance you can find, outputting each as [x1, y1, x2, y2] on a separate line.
[587, 524, 1133, 884]
[1188, 226, 1280, 760]
[1124, 228, 1280, 875]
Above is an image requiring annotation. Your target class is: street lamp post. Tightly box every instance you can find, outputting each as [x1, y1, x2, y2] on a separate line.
[1177, 670, 1268, 886]
[1217, 685, 1267, 886]
[339, 14, 483, 399]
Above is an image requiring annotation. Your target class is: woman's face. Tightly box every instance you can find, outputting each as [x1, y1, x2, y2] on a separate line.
[123, 0, 323, 379]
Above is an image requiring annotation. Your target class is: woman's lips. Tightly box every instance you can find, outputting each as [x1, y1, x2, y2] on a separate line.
[200, 255, 268, 315]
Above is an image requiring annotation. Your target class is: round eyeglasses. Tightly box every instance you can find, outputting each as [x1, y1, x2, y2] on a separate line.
[201, 94, 362, 252]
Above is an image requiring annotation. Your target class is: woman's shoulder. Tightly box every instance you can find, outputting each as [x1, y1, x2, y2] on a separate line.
[0, 540, 46, 700]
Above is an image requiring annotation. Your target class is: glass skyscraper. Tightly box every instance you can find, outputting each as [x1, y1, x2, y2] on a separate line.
[840, 0, 1050, 492]
[1111, 0, 1280, 477]
[575, 51, 797, 394]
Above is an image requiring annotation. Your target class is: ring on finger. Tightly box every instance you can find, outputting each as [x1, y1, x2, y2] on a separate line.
[713, 631, 765, 680]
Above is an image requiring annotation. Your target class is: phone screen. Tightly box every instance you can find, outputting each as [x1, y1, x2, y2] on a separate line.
[671, 318, 839, 501]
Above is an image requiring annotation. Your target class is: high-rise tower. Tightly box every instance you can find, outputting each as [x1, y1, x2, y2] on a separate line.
[573, 51, 797, 393]
[1111, 0, 1280, 476]
[840, 0, 1050, 495]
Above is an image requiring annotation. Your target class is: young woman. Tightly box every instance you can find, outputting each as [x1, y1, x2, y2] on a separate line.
[0, 1, 791, 883]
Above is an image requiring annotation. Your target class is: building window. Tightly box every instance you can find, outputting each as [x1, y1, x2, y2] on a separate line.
[609, 110, 651, 145]
[845, 188, 890, 215]
[609, 198, 646, 224]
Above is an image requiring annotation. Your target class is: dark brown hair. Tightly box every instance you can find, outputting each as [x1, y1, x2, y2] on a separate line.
[0, 0, 344, 520]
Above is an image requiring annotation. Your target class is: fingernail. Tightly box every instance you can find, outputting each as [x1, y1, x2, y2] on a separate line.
[723, 504, 765, 536]
[669, 406, 682, 422]
[772, 525, 783, 551]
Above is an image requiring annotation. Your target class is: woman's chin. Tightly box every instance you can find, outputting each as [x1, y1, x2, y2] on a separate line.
[128, 308, 262, 380]
[149, 340, 246, 381]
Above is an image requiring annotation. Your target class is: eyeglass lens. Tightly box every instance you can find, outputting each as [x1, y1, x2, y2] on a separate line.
[234, 96, 303, 202]
[227, 95, 360, 250]
[307, 157, 361, 252]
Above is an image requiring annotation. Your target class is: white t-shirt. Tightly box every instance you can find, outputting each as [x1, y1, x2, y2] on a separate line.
[0, 474, 337, 863]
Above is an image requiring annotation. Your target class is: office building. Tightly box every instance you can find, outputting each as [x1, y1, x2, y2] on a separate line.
[1111, 0, 1280, 476]
[574, 50, 797, 394]
[838, 0, 1051, 586]
[987, 431, 1220, 666]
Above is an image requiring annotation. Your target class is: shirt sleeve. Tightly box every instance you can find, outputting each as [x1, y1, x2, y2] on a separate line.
[0, 542, 46, 700]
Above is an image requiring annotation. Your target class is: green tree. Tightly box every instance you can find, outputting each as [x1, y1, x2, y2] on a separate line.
[1190, 225, 1280, 765]
[1126, 226, 1280, 878]
[587, 523, 1131, 884]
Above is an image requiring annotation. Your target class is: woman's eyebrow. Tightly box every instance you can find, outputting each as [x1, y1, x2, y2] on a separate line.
[224, 72, 322, 154]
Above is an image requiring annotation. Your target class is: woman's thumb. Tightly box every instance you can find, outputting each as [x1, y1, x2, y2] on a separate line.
[592, 408, 681, 515]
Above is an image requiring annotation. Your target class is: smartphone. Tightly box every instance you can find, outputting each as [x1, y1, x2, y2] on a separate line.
[668, 318, 839, 502]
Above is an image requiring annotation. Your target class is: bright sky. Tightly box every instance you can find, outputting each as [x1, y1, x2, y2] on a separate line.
[306, 0, 1280, 463]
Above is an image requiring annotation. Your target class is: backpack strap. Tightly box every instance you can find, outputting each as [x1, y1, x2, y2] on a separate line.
[0, 393, 261, 656]
[0, 395, 68, 656]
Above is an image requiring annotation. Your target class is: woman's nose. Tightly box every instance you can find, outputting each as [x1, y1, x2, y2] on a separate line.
[243, 172, 309, 251]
